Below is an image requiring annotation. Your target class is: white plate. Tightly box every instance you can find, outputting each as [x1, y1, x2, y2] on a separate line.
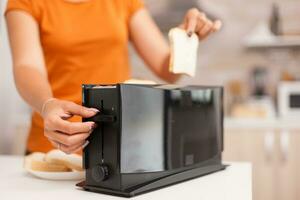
[26, 169, 85, 180]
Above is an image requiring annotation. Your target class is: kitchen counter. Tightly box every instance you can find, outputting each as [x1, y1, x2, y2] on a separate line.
[0, 156, 252, 200]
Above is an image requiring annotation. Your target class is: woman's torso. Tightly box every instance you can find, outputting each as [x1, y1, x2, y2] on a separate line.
[6, 0, 144, 152]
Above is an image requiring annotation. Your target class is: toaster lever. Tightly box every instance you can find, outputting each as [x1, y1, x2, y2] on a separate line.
[91, 114, 116, 123]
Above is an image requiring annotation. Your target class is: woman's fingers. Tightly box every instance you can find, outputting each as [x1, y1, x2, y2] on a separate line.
[42, 98, 98, 119]
[63, 101, 99, 118]
[45, 115, 95, 134]
[42, 99, 99, 154]
[44, 130, 92, 147]
[186, 15, 197, 36]
[198, 20, 222, 39]
[182, 8, 222, 40]
[196, 13, 207, 30]
[185, 8, 203, 36]
[197, 20, 213, 39]
[212, 20, 222, 32]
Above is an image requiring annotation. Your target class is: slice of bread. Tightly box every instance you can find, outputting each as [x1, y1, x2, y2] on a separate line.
[124, 79, 157, 85]
[169, 28, 199, 77]
[24, 152, 70, 172]
[44, 149, 83, 171]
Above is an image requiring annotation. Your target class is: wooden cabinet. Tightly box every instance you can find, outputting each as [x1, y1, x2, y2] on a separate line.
[223, 130, 276, 200]
[276, 131, 300, 200]
[224, 119, 300, 200]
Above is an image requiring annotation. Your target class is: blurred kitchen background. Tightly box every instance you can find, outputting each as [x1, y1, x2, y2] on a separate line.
[1, 0, 300, 199]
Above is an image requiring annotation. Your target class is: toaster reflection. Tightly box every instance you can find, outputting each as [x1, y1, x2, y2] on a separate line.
[121, 86, 222, 173]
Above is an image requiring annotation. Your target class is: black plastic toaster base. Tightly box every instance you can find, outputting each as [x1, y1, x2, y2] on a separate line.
[77, 164, 227, 198]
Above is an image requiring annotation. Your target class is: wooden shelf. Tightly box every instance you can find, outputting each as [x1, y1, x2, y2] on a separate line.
[243, 23, 300, 49]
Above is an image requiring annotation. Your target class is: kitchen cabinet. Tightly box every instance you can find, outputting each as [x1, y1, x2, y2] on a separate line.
[223, 130, 276, 200]
[276, 130, 300, 200]
[224, 118, 300, 200]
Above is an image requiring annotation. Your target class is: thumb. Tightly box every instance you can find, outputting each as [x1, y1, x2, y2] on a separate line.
[64, 102, 99, 118]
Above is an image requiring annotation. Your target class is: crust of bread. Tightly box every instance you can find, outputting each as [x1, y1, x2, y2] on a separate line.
[24, 152, 70, 172]
[30, 160, 70, 172]
[124, 79, 157, 85]
[46, 158, 83, 171]
[45, 150, 83, 171]
[64, 154, 83, 171]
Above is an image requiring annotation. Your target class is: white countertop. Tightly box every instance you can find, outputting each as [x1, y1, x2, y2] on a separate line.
[0, 156, 252, 200]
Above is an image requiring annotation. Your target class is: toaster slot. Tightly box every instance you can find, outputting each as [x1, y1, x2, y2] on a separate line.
[101, 100, 104, 163]
[90, 100, 117, 163]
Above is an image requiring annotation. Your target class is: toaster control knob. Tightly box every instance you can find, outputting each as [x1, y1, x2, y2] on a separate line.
[92, 164, 109, 182]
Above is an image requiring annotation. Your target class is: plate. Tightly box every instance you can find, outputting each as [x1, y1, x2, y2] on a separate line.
[26, 169, 85, 180]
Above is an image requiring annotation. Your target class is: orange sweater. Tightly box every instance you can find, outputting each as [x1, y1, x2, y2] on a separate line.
[6, 0, 144, 153]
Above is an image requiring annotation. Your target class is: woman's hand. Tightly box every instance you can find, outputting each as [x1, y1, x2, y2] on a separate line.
[129, 8, 222, 83]
[42, 98, 98, 154]
[179, 8, 222, 40]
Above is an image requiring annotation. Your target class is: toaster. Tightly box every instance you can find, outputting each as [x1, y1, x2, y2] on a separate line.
[77, 84, 226, 197]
